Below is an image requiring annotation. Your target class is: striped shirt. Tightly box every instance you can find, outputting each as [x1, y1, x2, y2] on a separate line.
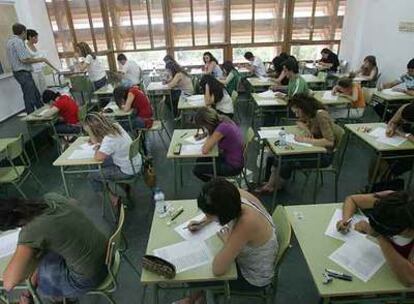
[6, 35, 32, 72]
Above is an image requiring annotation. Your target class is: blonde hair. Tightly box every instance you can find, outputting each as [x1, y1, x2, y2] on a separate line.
[194, 107, 233, 134]
[83, 112, 122, 142]
[76, 42, 95, 59]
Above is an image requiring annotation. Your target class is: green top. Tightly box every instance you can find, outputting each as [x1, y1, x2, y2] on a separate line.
[18, 193, 107, 278]
[287, 75, 309, 98]
[225, 69, 241, 95]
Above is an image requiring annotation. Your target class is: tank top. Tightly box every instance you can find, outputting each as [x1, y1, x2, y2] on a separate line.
[236, 197, 279, 287]
[390, 235, 414, 259]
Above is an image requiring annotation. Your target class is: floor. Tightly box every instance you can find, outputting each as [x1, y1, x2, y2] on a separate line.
[1, 95, 386, 304]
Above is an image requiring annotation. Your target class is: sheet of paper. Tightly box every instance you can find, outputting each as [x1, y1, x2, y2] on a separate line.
[257, 76, 270, 82]
[104, 102, 118, 111]
[322, 91, 338, 101]
[382, 88, 407, 96]
[35, 108, 50, 117]
[285, 134, 313, 147]
[257, 90, 275, 98]
[324, 208, 368, 242]
[257, 99, 280, 106]
[147, 82, 168, 91]
[0, 230, 20, 259]
[174, 213, 222, 241]
[368, 127, 386, 138]
[180, 144, 203, 155]
[184, 135, 207, 145]
[368, 127, 407, 147]
[68, 144, 95, 160]
[329, 237, 386, 282]
[258, 129, 282, 139]
[153, 240, 213, 273]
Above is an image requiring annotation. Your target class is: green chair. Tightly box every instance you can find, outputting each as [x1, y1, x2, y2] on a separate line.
[70, 75, 94, 106]
[0, 134, 44, 198]
[142, 96, 171, 150]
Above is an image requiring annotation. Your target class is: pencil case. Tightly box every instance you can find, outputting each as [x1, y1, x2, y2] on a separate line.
[142, 255, 176, 279]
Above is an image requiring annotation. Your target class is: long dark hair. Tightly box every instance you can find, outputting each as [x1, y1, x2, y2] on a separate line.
[0, 198, 48, 230]
[165, 61, 189, 77]
[199, 74, 224, 104]
[364, 55, 377, 67]
[76, 41, 95, 59]
[203, 52, 219, 64]
[194, 107, 233, 135]
[289, 93, 326, 118]
[42, 89, 61, 104]
[113, 85, 130, 107]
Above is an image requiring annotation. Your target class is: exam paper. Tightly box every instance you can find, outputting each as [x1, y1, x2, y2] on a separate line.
[382, 88, 407, 96]
[256, 99, 280, 106]
[258, 129, 282, 139]
[257, 90, 276, 99]
[174, 213, 222, 241]
[368, 127, 407, 147]
[184, 135, 207, 145]
[324, 208, 368, 242]
[180, 144, 203, 155]
[153, 240, 213, 273]
[68, 143, 96, 160]
[186, 95, 205, 103]
[147, 82, 168, 91]
[0, 230, 20, 259]
[322, 91, 338, 101]
[329, 237, 385, 282]
[285, 134, 313, 147]
[35, 108, 50, 117]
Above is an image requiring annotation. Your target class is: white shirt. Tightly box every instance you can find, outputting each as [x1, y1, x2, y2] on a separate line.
[26, 45, 45, 73]
[84, 54, 106, 82]
[252, 57, 267, 77]
[216, 89, 234, 114]
[120, 60, 142, 85]
[99, 126, 142, 175]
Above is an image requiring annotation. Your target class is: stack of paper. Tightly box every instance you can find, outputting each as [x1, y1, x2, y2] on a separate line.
[174, 214, 222, 241]
[322, 91, 338, 101]
[382, 88, 407, 96]
[180, 144, 203, 155]
[368, 127, 407, 147]
[257, 90, 276, 99]
[153, 240, 213, 273]
[324, 209, 368, 242]
[0, 230, 20, 259]
[68, 143, 96, 160]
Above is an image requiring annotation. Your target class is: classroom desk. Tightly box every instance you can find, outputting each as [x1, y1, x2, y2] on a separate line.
[286, 203, 414, 304]
[177, 95, 205, 128]
[167, 129, 218, 196]
[257, 126, 327, 210]
[371, 90, 414, 121]
[314, 91, 351, 119]
[53, 136, 104, 197]
[21, 105, 59, 160]
[302, 74, 325, 84]
[246, 77, 276, 92]
[344, 122, 414, 190]
[141, 199, 237, 304]
[251, 93, 287, 129]
[102, 102, 134, 130]
[0, 137, 19, 162]
[93, 84, 114, 109]
[146, 82, 172, 120]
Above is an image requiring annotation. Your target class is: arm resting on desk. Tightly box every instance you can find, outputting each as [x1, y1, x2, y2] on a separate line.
[122, 92, 135, 112]
[41, 106, 59, 117]
[202, 131, 223, 154]
[377, 235, 414, 287]
[94, 150, 108, 162]
[3, 245, 37, 291]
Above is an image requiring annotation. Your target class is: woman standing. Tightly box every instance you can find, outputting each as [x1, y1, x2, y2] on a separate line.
[75, 42, 107, 90]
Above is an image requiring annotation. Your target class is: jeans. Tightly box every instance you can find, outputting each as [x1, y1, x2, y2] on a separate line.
[13, 70, 43, 113]
[193, 156, 243, 182]
[55, 122, 81, 134]
[88, 158, 131, 192]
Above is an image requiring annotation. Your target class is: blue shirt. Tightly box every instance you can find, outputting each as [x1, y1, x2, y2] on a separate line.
[6, 35, 32, 72]
[400, 74, 414, 90]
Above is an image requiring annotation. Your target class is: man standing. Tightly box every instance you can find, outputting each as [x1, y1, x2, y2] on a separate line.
[116, 53, 142, 87]
[6, 23, 49, 113]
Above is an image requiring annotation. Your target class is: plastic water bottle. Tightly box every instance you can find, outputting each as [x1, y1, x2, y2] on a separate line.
[279, 128, 287, 146]
[153, 188, 167, 217]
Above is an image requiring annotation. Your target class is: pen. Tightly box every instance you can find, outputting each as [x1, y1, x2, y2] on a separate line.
[183, 220, 206, 230]
[180, 132, 188, 139]
[325, 269, 353, 281]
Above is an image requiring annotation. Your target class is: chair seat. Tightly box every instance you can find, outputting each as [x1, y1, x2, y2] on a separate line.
[0, 166, 25, 183]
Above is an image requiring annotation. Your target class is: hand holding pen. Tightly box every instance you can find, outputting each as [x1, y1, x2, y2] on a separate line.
[336, 218, 352, 234]
[185, 220, 206, 232]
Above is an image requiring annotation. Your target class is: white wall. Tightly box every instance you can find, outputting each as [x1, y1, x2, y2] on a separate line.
[0, 0, 60, 121]
[340, 0, 414, 83]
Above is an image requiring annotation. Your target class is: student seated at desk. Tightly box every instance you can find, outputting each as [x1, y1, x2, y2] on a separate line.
[164, 61, 194, 117]
[202, 51, 223, 78]
[83, 113, 142, 206]
[318, 48, 340, 73]
[116, 53, 142, 87]
[330, 76, 366, 119]
[174, 178, 278, 303]
[244, 51, 267, 77]
[256, 94, 343, 193]
[270, 52, 290, 86]
[2, 193, 107, 303]
[337, 191, 414, 286]
[74, 42, 107, 90]
[272, 58, 309, 99]
[381, 58, 414, 96]
[113, 85, 153, 129]
[200, 75, 234, 117]
[193, 108, 243, 182]
[219, 61, 241, 96]
[41, 89, 81, 134]
[356, 55, 379, 82]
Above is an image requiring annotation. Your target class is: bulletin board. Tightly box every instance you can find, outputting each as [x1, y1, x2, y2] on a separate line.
[0, 3, 18, 74]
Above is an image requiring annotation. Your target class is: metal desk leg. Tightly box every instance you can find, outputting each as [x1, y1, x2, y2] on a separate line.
[179, 159, 184, 188]
[223, 280, 231, 304]
[173, 160, 178, 196]
[382, 100, 389, 121]
[271, 156, 282, 212]
[369, 152, 382, 191]
[26, 124, 39, 161]
[313, 154, 321, 203]
[61, 166, 70, 197]
[257, 141, 265, 184]
[213, 157, 217, 177]
[153, 284, 159, 304]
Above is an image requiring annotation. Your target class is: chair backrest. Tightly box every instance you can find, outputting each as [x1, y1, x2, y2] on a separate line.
[231, 90, 239, 104]
[70, 75, 94, 104]
[6, 134, 25, 162]
[129, 133, 143, 176]
[78, 104, 89, 124]
[331, 124, 346, 172]
[243, 127, 255, 159]
[105, 204, 126, 267]
[272, 205, 292, 267]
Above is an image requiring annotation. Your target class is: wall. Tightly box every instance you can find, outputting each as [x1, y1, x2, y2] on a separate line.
[340, 0, 414, 83]
[0, 0, 60, 121]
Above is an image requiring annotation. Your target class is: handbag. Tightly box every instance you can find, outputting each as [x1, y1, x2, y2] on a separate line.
[143, 156, 156, 188]
[142, 255, 176, 279]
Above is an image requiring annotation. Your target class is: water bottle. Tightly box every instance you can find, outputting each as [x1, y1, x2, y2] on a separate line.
[279, 128, 287, 146]
[153, 188, 167, 216]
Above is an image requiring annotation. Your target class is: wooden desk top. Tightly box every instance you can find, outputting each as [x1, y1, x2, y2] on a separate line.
[373, 90, 414, 102]
[53, 136, 103, 166]
[313, 91, 351, 106]
[286, 203, 414, 298]
[146, 82, 170, 92]
[141, 200, 237, 284]
[177, 95, 205, 110]
[302, 74, 325, 84]
[94, 84, 114, 95]
[252, 93, 287, 107]
[103, 102, 133, 117]
[246, 77, 275, 87]
[167, 129, 219, 159]
[345, 122, 414, 152]
[21, 106, 58, 122]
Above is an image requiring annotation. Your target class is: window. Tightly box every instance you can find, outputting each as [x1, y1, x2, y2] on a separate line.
[290, 44, 339, 61]
[231, 0, 253, 44]
[254, 0, 286, 43]
[174, 49, 223, 66]
[233, 46, 281, 63]
[117, 50, 167, 70]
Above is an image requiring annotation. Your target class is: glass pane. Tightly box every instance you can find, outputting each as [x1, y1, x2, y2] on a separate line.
[88, 0, 106, 51]
[209, 0, 225, 44]
[194, 0, 208, 46]
[97, 55, 109, 70]
[149, 0, 166, 48]
[171, 0, 192, 47]
[254, 0, 286, 43]
[69, 0, 94, 49]
[338, 0, 346, 16]
[292, 0, 312, 40]
[174, 49, 223, 66]
[232, 46, 280, 63]
[46, 0, 74, 52]
[122, 50, 167, 70]
[131, 0, 151, 49]
[312, 17, 331, 41]
[108, 0, 135, 51]
[290, 44, 338, 61]
[231, 0, 252, 44]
